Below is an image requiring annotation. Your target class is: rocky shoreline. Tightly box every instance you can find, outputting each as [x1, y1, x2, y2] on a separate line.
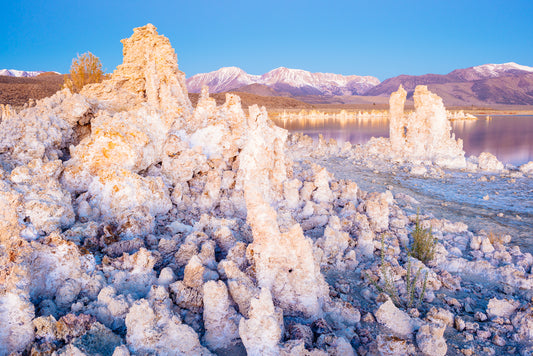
[0, 24, 532, 356]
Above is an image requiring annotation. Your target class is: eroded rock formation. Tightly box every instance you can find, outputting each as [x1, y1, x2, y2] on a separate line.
[389, 85, 467, 168]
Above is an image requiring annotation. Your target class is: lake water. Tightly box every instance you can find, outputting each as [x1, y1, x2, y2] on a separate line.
[273, 115, 533, 165]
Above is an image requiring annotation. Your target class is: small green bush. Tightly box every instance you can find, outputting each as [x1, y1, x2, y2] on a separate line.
[367, 234, 428, 310]
[410, 210, 436, 264]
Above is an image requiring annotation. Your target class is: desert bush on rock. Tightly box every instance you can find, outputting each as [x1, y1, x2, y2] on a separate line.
[411, 210, 436, 264]
[63, 52, 105, 93]
[367, 234, 428, 310]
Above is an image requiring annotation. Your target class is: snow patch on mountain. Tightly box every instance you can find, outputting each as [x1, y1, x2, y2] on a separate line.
[186, 66, 380, 96]
[472, 62, 533, 77]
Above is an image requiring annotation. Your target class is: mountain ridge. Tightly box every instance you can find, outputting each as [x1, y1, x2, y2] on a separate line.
[186, 66, 380, 96]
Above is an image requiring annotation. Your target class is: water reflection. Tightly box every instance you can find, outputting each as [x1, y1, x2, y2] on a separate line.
[452, 116, 533, 165]
[272, 114, 533, 165]
[273, 111, 390, 146]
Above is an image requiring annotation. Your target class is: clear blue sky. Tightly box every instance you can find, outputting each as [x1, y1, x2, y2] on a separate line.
[1, 0, 532, 81]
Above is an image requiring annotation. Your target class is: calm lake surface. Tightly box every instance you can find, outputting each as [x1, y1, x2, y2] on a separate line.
[274, 115, 533, 165]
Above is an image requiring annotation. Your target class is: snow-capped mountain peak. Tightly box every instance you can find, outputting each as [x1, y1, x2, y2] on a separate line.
[0, 69, 46, 77]
[186, 66, 260, 93]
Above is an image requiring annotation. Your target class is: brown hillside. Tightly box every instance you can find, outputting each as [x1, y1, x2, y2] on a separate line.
[0, 73, 64, 107]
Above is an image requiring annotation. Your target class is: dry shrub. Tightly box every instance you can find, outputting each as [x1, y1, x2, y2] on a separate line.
[487, 231, 511, 245]
[63, 52, 104, 93]
[411, 210, 436, 264]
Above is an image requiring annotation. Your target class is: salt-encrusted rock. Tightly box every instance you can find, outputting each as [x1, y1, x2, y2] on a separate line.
[103, 247, 157, 298]
[321, 336, 356, 356]
[169, 280, 204, 312]
[0, 90, 94, 166]
[202, 280, 241, 351]
[175, 240, 199, 267]
[284, 179, 302, 209]
[512, 309, 533, 342]
[416, 323, 447, 356]
[88, 285, 131, 332]
[239, 288, 283, 356]
[10, 159, 75, 235]
[316, 216, 352, 270]
[363, 191, 392, 232]
[410, 165, 427, 175]
[478, 152, 504, 172]
[339, 180, 358, 203]
[54, 313, 95, 342]
[218, 260, 258, 317]
[245, 191, 328, 317]
[375, 300, 413, 337]
[55, 344, 87, 355]
[33, 315, 57, 342]
[0, 176, 33, 334]
[0, 292, 35, 354]
[454, 316, 466, 331]
[280, 340, 328, 355]
[63, 107, 170, 192]
[409, 258, 442, 292]
[212, 225, 237, 253]
[69, 321, 123, 355]
[28, 232, 87, 303]
[286, 323, 314, 348]
[426, 307, 454, 327]
[353, 213, 375, 258]
[158, 267, 176, 285]
[125, 298, 210, 355]
[89, 168, 171, 237]
[376, 333, 416, 356]
[487, 298, 519, 319]
[183, 255, 205, 289]
[519, 161, 533, 175]
[325, 299, 361, 327]
[312, 165, 334, 203]
[189, 86, 217, 130]
[112, 345, 130, 356]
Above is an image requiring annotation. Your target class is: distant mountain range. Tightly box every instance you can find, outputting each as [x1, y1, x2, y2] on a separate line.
[187, 62, 533, 106]
[186, 67, 380, 96]
[0, 69, 46, 77]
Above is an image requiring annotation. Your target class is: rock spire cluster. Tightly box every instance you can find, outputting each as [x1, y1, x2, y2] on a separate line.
[389, 85, 467, 168]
